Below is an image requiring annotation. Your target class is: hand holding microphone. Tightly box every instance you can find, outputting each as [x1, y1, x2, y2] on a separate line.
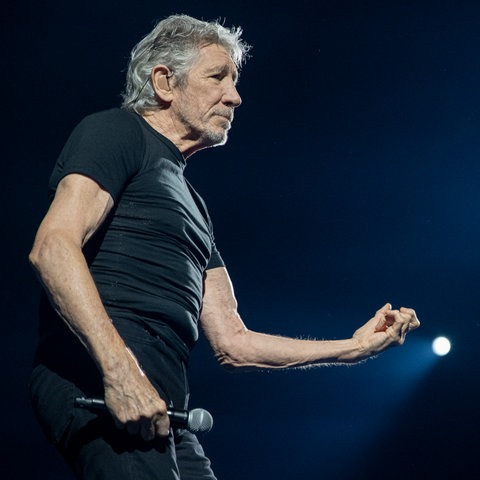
[74, 397, 213, 434]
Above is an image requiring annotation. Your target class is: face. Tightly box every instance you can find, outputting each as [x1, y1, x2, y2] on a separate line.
[170, 44, 242, 152]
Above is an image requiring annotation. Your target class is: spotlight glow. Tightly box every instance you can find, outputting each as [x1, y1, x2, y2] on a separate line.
[432, 336, 451, 356]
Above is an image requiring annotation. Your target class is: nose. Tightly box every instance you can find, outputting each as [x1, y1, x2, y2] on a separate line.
[223, 81, 242, 108]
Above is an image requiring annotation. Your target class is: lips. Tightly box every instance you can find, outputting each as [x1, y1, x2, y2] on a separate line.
[213, 115, 233, 131]
[213, 111, 233, 122]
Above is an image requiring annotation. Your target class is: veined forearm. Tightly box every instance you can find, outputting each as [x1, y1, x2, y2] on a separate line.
[213, 328, 363, 371]
[29, 232, 131, 375]
[201, 267, 371, 370]
[202, 267, 418, 372]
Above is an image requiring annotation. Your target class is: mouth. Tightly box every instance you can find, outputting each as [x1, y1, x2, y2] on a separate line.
[214, 114, 233, 130]
[214, 111, 234, 123]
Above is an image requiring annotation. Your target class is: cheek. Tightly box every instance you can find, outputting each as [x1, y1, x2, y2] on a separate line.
[194, 88, 221, 111]
[177, 88, 219, 122]
[185, 97, 205, 117]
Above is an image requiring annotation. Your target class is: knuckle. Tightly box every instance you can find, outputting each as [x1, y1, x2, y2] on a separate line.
[154, 419, 170, 438]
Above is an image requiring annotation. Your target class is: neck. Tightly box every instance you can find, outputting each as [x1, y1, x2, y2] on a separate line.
[142, 110, 202, 160]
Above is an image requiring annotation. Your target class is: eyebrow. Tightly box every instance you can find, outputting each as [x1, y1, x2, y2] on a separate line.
[205, 64, 239, 84]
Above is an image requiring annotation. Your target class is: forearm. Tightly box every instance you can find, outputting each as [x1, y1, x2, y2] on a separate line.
[29, 232, 132, 377]
[29, 175, 171, 439]
[201, 267, 418, 371]
[209, 324, 365, 371]
[201, 269, 366, 370]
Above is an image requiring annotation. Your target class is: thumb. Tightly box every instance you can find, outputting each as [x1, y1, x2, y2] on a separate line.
[374, 303, 392, 332]
[379, 303, 392, 314]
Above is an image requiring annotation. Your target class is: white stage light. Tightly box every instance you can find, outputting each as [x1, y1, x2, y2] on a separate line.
[432, 336, 451, 356]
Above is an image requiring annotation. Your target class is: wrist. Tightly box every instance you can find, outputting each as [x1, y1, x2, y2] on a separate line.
[333, 338, 366, 363]
[91, 330, 137, 381]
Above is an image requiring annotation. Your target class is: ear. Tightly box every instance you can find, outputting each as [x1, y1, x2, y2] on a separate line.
[151, 65, 173, 104]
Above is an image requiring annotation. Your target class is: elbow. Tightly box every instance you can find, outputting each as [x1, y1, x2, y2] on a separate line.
[216, 353, 243, 372]
[28, 231, 71, 279]
[217, 356, 251, 373]
[213, 334, 254, 372]
[28, 244, 44, 275]
[29, 236, 52, 276]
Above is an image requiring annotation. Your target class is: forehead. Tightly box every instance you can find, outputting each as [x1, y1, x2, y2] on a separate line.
[190, 44, 238, 79]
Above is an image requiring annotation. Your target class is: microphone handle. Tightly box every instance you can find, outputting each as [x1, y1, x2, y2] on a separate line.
[75, 397, 108, 410]
[74, 396, 188, 424]
[74, 397, 213, 433]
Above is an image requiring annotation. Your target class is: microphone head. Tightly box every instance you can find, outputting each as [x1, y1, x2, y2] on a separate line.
[188, 408, 213, 433]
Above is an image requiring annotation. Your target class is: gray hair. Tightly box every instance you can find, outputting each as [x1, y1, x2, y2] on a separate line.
[121, 14, 251, 114]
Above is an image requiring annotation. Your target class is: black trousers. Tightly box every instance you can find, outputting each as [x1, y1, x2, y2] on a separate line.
[29, 320, 217, 479]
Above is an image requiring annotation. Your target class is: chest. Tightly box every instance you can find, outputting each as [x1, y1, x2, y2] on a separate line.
[113, 157, 212, 263]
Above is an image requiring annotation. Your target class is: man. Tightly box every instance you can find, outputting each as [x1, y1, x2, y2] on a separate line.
[28, 14, 420, 480]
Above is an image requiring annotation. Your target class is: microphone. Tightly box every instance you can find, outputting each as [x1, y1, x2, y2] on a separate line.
[74, 397, 213, 433]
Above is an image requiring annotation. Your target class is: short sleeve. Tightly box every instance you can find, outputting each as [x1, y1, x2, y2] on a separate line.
[49, 109, 145, 203]
[207, 241, 225, 270]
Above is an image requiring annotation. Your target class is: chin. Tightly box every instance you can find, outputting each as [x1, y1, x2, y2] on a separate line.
[204, 129, 229, 148]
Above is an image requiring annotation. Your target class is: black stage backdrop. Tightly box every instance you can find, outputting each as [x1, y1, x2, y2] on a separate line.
[2, 1, 479, 478]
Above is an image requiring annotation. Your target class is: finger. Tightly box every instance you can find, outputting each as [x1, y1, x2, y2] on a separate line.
[126, 420, 140, 436]
[374, 321, 387, 333]
[384, 310, 410, 343]
[140, 417, 156, 442]
[378, 303, 392, 314]
[374, 303, 392, 332]
[153, 414, 170, 438]
[400, 307, 421, 330]
[396, 309, 419, 333]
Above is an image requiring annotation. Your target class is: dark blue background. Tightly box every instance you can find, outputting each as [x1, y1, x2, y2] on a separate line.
[2, 1, 479, 478]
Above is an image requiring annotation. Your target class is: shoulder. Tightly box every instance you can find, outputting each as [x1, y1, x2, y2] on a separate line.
[84, 107, 136, 123]
[69, 108, 145, 154]
[79, 108, 141, 135]
[52, 109, 147, 198]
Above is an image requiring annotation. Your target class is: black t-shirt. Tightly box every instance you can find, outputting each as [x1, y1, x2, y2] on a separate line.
[40, 108, 224, 353]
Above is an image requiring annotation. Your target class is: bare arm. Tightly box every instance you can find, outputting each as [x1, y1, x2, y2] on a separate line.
[29, 173, 169, 440]
[200, 267, 420, 370]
